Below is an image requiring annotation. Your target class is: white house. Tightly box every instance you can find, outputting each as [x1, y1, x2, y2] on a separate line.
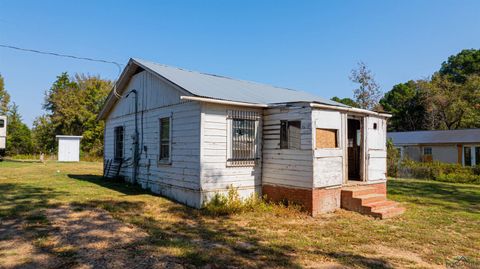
[388, 129, 480, 167]
[98, 58, 404, 218]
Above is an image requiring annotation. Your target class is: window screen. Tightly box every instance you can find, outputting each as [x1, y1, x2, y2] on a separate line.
[280, 120, 301, 149]
[114, 126, 124, 160]
[159, 117, 171, 162]
[228, 110, 259, 165]
[316, 129, 338, 149]
[464, 147, 472, 166]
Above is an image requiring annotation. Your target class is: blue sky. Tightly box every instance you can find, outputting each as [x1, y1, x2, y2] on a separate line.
[1, 0, 479, 126]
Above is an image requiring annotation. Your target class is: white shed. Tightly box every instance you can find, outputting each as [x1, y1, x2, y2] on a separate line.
[56, 135, 82, 162]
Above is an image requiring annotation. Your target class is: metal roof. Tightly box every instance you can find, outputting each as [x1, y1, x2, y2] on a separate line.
[387, 129, 480, 145]
[133, 58, 346, 107]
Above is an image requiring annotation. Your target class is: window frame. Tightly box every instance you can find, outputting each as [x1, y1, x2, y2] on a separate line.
[463, 145, 479, 167]
[158, 116, 172, 164]
[280, 120, 302, 149]
[423, 147, 432, 156]
[315, 128, 339, 149]
[226, 110, 260, 167]
[113, 126, 124, 161]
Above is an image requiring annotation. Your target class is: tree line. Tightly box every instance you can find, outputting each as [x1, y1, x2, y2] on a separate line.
[0, 49, 478, 157]
[333, 49, 480, 131]
[0, 73, 111, 156]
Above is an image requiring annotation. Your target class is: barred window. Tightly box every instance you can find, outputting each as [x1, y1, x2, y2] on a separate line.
[228, 110, 259, 166]
[159, 117, 171, 163]
[114, 126, 124, 160]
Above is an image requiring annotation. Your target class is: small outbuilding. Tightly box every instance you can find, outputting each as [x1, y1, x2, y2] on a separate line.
[56, 135, 82, 162]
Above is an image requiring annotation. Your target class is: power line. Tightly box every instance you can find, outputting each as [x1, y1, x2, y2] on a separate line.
[0, 43, 124, 99]
[0, 44, 123, 73]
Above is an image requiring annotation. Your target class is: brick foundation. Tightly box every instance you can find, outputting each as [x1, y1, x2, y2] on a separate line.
[262, 185, 341, 216]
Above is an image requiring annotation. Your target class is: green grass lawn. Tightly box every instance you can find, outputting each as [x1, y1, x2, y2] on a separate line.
[0, 161, 479, 268]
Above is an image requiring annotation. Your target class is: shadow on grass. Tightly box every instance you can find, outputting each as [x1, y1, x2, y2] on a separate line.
[66, 174, 394, 268]
[388, 179, 480, 213]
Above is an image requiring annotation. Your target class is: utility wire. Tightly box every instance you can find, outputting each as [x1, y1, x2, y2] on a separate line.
[0, 43, 124, 98]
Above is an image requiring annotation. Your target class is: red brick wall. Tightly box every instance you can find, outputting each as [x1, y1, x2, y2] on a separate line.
[262, 185, 341, 216]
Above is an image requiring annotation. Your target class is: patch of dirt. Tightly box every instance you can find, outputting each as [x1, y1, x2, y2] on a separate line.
[45, 205, 166, 268]
[0, 219, 62, 268]
[363, 244, 442, 268]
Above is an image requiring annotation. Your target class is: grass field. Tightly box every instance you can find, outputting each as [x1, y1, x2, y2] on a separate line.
[0, 161, 479, 268]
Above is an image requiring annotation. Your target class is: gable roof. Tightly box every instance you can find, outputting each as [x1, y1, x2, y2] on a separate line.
[134, 58, 345, 106]
[388, 129, 480, 145]
[99, 58, 349, 119]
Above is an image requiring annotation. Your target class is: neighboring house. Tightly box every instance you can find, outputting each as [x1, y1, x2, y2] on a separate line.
[388, 129, 480, 167]
[98, 58, 403, 218]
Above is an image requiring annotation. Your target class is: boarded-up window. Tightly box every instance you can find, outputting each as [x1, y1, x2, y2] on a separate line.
[316, 128, 338, 149]
[280, 120, 301, 149]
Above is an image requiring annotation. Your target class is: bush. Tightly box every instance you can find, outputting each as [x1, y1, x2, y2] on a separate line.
[202, 186, 270, 216]
[397, 160, 480, 184]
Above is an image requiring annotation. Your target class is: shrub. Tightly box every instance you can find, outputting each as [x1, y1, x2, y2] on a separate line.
[202, 186, 270, 216]
[397, 160, 480, 184]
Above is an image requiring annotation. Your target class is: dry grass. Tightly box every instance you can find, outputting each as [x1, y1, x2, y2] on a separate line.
[0, 161, 479, 268]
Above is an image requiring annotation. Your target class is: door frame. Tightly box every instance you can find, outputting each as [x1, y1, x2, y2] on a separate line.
[345, 115, 366, 183]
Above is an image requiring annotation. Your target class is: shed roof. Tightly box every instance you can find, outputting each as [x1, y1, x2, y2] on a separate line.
[387, 129, 480, 145]
[133, 58, 345, 106]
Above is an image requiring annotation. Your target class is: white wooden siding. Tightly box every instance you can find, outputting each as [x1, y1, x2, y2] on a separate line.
[366, 116, 387, 181]
[312, 109, 345, 187]
[200, 103, 263, 202]
[104, 71, 202, 207]
[262, 106, 313, 189]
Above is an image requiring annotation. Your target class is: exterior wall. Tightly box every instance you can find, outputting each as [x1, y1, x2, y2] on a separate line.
[431, 145, 458, 163]
[57, 137, 81, 162]
[262, 105, 313, 189]
[365, 116, 387, 182]
[104, 71, 202, 208]
[200, 103, 263, 204]
[311, 109, 345, 187]
[400, 144, 459, 164]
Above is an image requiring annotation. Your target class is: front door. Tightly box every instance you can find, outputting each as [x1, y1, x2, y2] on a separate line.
[347, 118, 362, 180]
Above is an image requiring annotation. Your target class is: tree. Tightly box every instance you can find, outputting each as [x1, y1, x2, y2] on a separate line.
[439, 49, 480, 83]
[32, 115, 56, 154]
[331, 96, 360, 108]
[349, 62, 382, 110]
[6, 103, 33, 155]
[379, 81, 426, 131]
[0, 74, 11, 115]
[40, 72, 112, 156]
[422, 74, 477, 130]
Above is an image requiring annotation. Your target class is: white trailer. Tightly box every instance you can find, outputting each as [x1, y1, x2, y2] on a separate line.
[0, 115, 6, 159]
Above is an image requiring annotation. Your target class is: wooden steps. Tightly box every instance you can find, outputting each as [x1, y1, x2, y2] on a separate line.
[341, 185, 405, 219]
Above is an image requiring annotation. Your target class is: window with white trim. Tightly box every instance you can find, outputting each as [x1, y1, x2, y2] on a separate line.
[227, 110, 260, 166]
[159, 117, 171, 163]
[463, 145, 480, 167]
